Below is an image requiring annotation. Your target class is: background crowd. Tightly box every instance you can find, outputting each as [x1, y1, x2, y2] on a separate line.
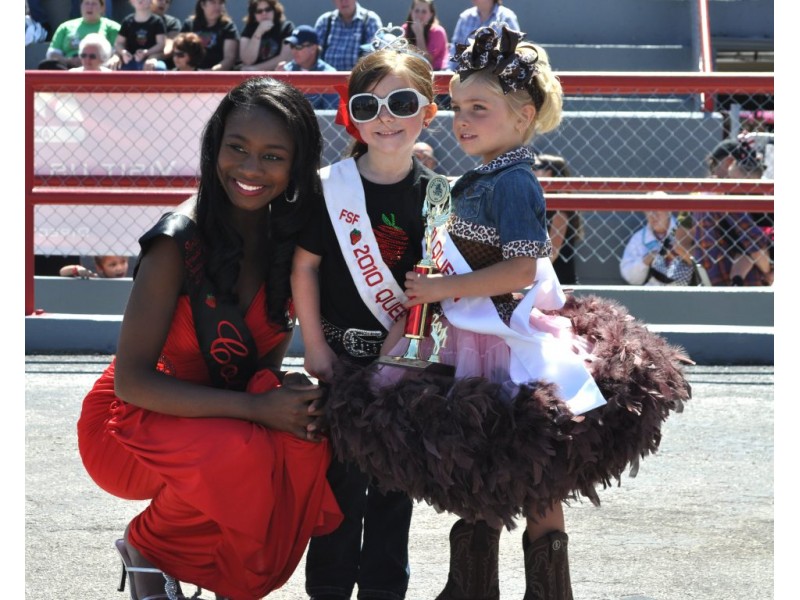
[32, 0, 526, 74]
[28, 0, 774, 287]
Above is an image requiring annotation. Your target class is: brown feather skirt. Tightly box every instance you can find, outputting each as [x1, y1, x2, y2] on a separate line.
[325, 294, 692, 530]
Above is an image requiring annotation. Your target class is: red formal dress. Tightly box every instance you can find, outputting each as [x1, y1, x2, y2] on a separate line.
[77, 286, 342, 599]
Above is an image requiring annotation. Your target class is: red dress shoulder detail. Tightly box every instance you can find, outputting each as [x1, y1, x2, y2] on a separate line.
[157, 285, 289, 384]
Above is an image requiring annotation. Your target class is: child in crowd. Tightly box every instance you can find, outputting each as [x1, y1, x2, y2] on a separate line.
[291, 36, 439, 600]
[110, 0, 167, 70]
[76, 77, 342, 600]
[620, 205, 700, 286]
[165, 31, 205, 70]
[325, 26, 691, 600]
[60, 255, 130, 278]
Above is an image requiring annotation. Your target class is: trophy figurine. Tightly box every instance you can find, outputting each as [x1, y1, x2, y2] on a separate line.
[377, 175, 454, 376]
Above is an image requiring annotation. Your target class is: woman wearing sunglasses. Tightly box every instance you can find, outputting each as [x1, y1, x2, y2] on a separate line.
[292, 42, 439, 600]
[69, 32, 112, 71]
[239, 0, 294, 71]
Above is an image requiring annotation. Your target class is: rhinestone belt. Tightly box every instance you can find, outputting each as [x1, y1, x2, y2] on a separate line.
[320, 317, 386, 358]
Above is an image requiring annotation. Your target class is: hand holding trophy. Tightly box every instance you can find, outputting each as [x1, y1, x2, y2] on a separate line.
[377, 175, 454, 376]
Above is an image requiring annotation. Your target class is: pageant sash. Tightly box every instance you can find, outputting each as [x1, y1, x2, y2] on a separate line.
[430, 226, 606, 415]
[321, 159, 409, 331]
[137, 212, 258, 391]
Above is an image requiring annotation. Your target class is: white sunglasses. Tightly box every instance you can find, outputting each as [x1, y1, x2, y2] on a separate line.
[348, 88, 431, 123]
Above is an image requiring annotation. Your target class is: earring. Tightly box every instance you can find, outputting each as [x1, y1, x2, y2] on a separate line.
[284, 180, 297, 203]
[423, 121, 430, 128]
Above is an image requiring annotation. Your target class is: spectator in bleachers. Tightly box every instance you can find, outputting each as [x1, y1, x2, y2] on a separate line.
[619, 207, 699, 286]
[69, 0, 107, 19]
[161, 31, 205, 70]
[149, 0, 182, 68]
[41, 0, 120, 70]
[69, 32, 113, 71]
[314, 0, 382, 71]
[238, 0, 294, 71]
[279, 25, 338, 110]
[413, 141, 437, 170]
[180, 0, 240, 71]
[152, 0, 181, 36]
[691, 138, 773, 286]
[533, 153, 583, 285]
[60, 255, 130, 278]
[108, 0, 167, 71]
[402, 0, 449, 70]
[447, 0, 520, 71]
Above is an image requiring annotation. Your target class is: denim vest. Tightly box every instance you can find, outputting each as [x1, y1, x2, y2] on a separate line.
[450, 147, 551, 260]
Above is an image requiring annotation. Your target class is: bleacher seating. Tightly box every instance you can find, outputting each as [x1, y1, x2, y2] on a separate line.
[27, 0, 773, 74]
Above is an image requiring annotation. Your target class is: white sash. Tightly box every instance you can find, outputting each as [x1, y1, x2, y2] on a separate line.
[320, 159, 409, 331]
[430, 226, 607, 415]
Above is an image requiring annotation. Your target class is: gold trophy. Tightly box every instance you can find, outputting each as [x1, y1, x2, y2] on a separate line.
[377, 175, 454, 376]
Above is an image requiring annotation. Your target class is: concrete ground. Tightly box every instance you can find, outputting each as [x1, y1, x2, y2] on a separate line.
[24, 357, 775, 599]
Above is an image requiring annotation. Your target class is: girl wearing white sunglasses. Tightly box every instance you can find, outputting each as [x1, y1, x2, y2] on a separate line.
[291, 42, 439, 600]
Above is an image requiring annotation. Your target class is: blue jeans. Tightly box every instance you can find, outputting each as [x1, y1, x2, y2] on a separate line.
[305, 458, 412, 600]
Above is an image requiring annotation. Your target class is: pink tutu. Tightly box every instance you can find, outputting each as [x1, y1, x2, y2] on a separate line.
[378, 308, 596, 402]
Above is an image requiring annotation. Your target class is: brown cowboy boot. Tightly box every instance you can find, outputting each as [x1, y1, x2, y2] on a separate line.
[435, 519, 500, 600]
[522, 531, 573, 600]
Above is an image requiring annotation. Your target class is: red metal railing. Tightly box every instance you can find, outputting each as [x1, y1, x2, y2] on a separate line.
[696, 0, 715, 110]
[25, 71, 774, 315]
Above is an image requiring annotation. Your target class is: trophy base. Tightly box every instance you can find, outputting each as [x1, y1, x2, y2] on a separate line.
[375, 355, 455, 377]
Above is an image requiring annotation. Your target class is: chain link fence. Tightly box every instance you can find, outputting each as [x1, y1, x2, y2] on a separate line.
[28, 72, 773, 286]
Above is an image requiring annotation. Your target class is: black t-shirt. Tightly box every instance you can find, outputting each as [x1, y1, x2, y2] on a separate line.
[241, 19, 293, 63]
[119, 13, 167, 53]
[159, 13, 182, 36]
[180, 17, 240, 69]
[298, 157, 435, 332]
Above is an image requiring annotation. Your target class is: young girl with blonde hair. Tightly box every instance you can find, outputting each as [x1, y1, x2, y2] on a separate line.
[325, 26, 692, 599]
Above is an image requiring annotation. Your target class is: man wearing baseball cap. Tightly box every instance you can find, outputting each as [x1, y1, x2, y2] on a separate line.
[282, 25, 338, 110]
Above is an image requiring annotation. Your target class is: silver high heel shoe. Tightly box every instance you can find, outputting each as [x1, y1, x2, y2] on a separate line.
[115, 538, 205, 600]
